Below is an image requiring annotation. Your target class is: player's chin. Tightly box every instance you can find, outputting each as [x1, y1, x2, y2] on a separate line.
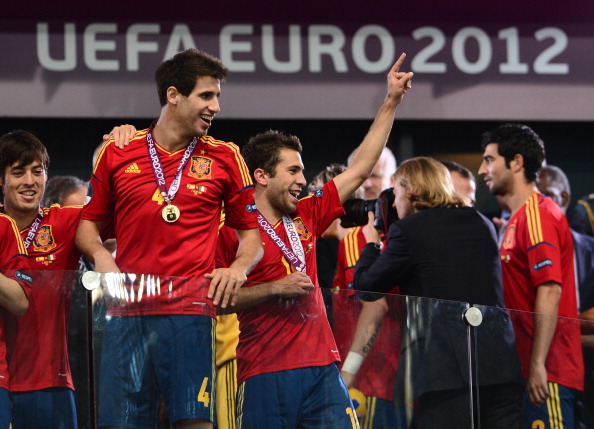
[194, 124, 209, 137]
[285, 203, 298, 214]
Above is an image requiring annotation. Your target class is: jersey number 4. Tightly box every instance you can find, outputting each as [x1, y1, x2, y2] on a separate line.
[197, 377, 210, 407]
[152, 188, 165, 205]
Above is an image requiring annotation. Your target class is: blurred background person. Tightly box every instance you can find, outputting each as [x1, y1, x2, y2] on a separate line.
[348, 147, 396, 200]
[536, 164, 594, 429]
[575, 192, 594, 237]
[440, 160, 476, 206]
[42, 175, 87, 207]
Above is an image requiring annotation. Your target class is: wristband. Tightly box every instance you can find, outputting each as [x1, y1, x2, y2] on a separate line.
[342, 351, 364, 375]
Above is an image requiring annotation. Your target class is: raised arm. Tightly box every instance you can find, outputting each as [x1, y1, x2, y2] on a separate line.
[333, 53, 413, 203]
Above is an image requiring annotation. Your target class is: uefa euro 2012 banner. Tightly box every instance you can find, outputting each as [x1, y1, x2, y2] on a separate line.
[1, 9, 593, 120]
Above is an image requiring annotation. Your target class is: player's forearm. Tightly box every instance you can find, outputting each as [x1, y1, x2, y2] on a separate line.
[335, 104, 397, 202]
[342, 299, 387, 377]
[228, 282, 276, 312]
[531, 283, 560, 369]
[349, 299, 388, 357]
[75, 219, 119, 273]
[0, 274, 28, 316]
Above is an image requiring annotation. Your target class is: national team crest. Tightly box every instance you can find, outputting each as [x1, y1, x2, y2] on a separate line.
[292, 217, 312, 241]
[502, 223, 516, 250]
[189, 156, 213, 179]
[33, 225, 57, 252]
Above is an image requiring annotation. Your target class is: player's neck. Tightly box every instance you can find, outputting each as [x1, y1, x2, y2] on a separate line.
[3, 205, 41, 231]
[507, 182, 539, 216]
[254, 192, 283, 225]
[152, 121, 193, 153]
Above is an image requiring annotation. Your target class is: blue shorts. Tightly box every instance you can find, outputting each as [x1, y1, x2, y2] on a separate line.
[11, 387, 77, 429]
[522, 382, 576, 429]
[0, 387, 10, 429]
[98, 315, 216, 429]
[361, 396, 406, 429]
[236, 364, 359, 429]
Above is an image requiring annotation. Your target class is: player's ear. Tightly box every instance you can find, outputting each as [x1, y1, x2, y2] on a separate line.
[510, 154, 524, 172]
[253, 168, 269, 186]
[561, 190, 570, 208]
[166, 86, 179, 105]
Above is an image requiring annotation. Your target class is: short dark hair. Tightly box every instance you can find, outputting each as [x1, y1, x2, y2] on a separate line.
[42, 175, 86, 206]
[155, 49, 229, 107]
[241, 130, 303, 178]
[440, 160, 475, 181]
[481, 123, 545, 183]
[0, 130, 50, 200]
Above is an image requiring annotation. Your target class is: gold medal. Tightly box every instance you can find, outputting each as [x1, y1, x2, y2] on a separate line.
[162, 204, 181, 223]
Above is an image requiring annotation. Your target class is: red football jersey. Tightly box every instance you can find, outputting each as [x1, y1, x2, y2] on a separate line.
[235, 180, 345, 384]
[332, 227, 400, 401]
[6, 205, 81, 392]
[500, 192, 583, 391]
[82, 130, 257, 317]
[0, 214, 30, 390]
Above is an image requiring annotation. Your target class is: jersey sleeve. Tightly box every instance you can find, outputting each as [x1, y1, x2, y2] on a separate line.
[81, 139, 115, 223]
[0, 216, 33, 299]
[215, 224, 240, 269]
[301, 180, 346, 238]
[221, 144, 258, 231]
[524, 204, 565, 288]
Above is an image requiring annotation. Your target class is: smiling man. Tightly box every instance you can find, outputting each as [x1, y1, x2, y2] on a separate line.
[0, 130, 82, 429]
[76, 49, 262, 429]
[224, 54, 413, 429]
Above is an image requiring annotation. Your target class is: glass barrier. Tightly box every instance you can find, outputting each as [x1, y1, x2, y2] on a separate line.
[582, 318, 594, 429]
[85, 272, 473, 429]
[3, 269, 592, 429]
[331, 288, 473, 429]
[473, 305, 594, 429]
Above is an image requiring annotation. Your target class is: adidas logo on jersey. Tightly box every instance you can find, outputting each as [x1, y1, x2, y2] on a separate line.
[125, 163, 141, 173]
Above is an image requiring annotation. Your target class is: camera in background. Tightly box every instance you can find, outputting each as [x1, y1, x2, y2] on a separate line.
[340, 188, 397, 232]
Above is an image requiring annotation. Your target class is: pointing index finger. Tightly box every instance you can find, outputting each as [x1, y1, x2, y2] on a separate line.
[390, 52, 407, 74]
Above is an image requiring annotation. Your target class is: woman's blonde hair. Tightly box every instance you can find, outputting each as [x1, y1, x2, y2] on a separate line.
[394, 157, 470, 210]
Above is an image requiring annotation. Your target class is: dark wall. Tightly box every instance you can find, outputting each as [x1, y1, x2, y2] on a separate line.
[1, 117, 592, 213]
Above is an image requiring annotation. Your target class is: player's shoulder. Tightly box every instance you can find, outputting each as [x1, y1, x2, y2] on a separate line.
[200, 135, 240, 154]
[534, 193, 566, 223]
[0, 212, 19, 229]
[102, 128, 149, 153]
[43, 204, 83, 220]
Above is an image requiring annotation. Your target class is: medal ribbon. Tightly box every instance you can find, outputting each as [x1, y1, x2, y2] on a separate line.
[23, 210, 44, 250]
[146, 127, 198, 205]
[256, 211, 306, 272]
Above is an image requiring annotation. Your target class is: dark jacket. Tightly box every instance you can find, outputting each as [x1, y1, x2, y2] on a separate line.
[354, 206, 523, 397]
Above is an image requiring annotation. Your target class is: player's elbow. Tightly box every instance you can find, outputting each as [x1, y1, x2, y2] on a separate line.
[10, 296, 29, 317]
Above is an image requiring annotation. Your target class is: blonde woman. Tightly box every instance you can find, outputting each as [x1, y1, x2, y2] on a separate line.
[352, 157, 524, 429]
